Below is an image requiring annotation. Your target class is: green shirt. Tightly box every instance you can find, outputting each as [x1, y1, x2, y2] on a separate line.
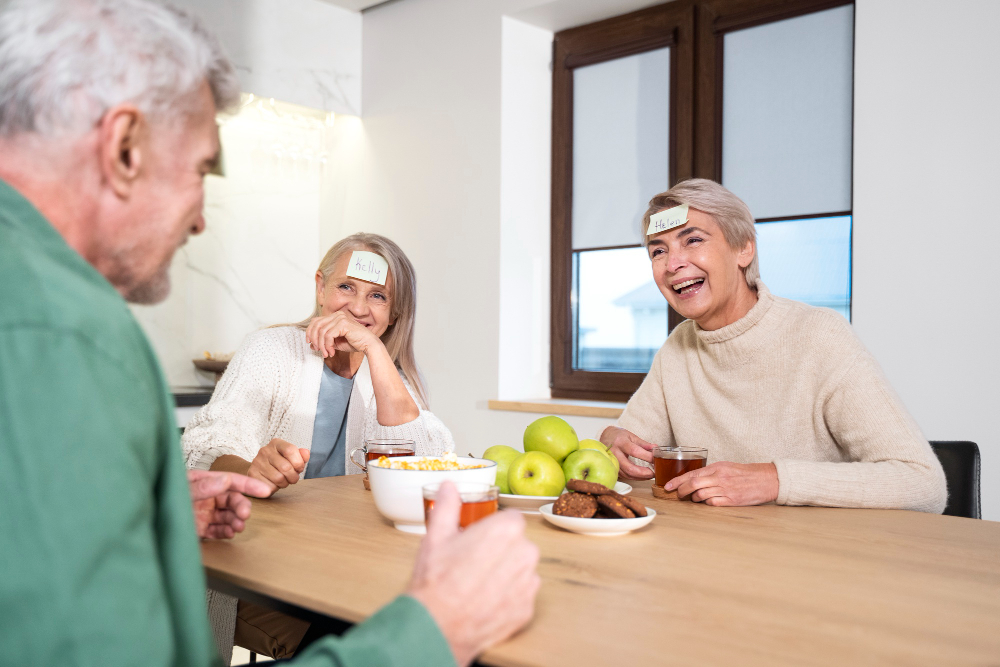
[0, 179, 454, 667]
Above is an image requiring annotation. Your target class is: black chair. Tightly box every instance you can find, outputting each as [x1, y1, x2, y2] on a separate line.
[929, 441, 981, 519]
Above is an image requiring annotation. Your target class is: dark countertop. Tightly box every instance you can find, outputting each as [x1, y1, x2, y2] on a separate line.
[172, 385, 214, 407]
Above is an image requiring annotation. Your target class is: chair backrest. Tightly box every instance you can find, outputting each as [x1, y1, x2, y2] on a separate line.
[929, 441, 981, 519]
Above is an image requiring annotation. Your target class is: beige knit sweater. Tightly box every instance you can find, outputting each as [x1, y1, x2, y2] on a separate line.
[618, 283, 947, 513]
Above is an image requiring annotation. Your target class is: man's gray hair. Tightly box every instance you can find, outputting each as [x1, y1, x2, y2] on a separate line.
[0, 0, 240, 137]
[640, 178, 760, 289]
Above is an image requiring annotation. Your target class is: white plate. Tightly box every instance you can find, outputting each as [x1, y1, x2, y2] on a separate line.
[499, 482, 633, 513]
[538, 502, 656, 537]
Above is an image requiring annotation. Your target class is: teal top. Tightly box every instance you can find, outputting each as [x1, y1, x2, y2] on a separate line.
[305, 365, 353, 479]
[0, 179, 454, 667]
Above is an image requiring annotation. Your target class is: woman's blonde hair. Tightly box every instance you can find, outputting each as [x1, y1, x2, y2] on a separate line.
[296, 233, 429, 409]
[640, 178, 759, 289]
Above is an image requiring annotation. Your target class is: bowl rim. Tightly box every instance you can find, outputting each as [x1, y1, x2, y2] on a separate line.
[367, 455, 497, 472]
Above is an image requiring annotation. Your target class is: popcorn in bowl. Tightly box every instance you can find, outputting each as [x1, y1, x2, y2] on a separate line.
[374, 452, 487, 471]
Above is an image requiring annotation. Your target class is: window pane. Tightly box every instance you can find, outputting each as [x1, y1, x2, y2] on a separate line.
[573, 247, 665, 372]
[572, 48, 670, 250]
[756, 216, 852, 319]
[722, 5, 853, 219]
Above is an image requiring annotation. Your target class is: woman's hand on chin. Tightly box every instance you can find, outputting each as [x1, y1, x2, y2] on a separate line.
[306, 312, 382, 358]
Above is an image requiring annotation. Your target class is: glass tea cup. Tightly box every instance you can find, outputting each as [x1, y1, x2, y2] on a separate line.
[350, 439, 416, 473]
[652, 446, 708, 499]
[422, 482, 500, 528]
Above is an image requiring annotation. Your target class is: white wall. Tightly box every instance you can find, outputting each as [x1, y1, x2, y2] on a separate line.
[498, 17, 553, 400]
[164, 0, 362, 114]
[853, 0, 1000, 520]
[355, 0, 999, 519]
[344, 0, 614, 454]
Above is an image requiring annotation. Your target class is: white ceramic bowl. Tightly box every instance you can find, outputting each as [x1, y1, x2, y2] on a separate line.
[499, 482, 633, 513]
[367, 456, 497, 534]
[538, 502, 656, 537]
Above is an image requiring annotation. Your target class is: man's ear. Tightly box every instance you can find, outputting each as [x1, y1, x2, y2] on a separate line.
[738, 239, 755, 269]
[98, 104, 144, 198]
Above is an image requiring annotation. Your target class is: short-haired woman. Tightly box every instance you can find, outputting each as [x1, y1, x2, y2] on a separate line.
[182, 233, 454, 660]
[602, 179, 947, 512]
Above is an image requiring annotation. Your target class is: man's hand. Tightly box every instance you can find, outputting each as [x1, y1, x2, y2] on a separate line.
[247, 438, 311, 496]
[668, 462, 779, 506]
[188, 470, 272, 539]
[407, 482, 540, 667]
[601, 426, 656, 480]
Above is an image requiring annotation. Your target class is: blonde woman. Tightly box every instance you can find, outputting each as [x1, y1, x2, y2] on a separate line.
[182, 233, 454, 660]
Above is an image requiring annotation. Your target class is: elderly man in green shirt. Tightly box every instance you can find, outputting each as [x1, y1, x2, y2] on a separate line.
[0, 1, 540, 666]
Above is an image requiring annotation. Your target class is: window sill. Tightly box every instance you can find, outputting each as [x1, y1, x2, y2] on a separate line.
[487, 398, 624, 419]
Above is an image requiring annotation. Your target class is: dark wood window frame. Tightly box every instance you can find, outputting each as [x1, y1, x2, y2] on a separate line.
[550, 0, 854, 402]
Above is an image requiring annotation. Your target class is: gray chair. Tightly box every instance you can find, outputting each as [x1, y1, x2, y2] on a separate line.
[929, 441, 981, 519]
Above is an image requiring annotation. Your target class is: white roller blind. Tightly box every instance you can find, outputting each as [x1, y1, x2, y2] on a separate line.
[572, 47, 670, 250]
[722, 5, 853, 220]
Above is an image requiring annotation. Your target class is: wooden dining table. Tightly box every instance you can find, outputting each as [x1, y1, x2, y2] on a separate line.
[201, 474, 1000, 666]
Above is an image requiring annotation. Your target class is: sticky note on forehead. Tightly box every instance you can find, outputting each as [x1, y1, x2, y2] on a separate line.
[648, 203, 689, 235]
[346, 251, 389, 286]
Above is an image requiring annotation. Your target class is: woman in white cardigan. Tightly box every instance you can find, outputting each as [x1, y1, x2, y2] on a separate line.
[182, 233, 454, 661]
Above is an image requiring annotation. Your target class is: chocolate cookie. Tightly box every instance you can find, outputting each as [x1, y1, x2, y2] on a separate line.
[566, 478, 612, 495]
[552, 492, 598, 518]
[607, 490, 647, 517]
[596, 494, 636, 519]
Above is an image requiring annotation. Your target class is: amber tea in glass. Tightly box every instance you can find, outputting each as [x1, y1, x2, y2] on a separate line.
[652, 446, 708, 499]
[422, 482, 499, 528]
[349, 439, 416, 472]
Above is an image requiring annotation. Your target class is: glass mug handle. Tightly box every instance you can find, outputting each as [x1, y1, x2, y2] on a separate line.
[349, 445, 368, 472]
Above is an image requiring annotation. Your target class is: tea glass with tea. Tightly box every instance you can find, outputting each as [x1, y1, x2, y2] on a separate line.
[350, 439, 416, 471]
[350, 439, 415, 489]
[422, 482, 499, 528]
[652, 446, 708, 499]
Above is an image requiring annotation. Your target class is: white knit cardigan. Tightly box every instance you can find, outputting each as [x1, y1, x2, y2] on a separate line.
[181, 326, 454, 661]
[183, 326, 454, 473]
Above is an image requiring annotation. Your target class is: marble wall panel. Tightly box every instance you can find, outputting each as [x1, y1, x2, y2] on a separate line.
[162, 0, 362, 115]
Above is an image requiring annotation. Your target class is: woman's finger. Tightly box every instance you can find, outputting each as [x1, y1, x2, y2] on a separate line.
[615, 450, 653, 480]
[264, 447, 300, 485]
[252, 456, 289, 488]
[626, 433, 657, 454]
[690, 486, 726, 503]
[275, 440, 307, 473]
[673, 471, 718, 496]
[618, 437, 654, 464]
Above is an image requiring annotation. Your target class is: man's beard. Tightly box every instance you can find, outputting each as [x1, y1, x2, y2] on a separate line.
[123, 264, 172, 304]
[105, 241, 176, 305]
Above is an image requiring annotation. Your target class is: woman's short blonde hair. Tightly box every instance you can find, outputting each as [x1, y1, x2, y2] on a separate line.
[640, 178, 759, 288]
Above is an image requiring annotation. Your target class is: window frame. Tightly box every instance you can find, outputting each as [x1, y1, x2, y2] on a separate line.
[550, 2, 695, 401]
[550, 0, 854, 402]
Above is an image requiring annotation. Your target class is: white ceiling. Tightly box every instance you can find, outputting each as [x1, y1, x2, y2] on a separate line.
[316, 0, 394, 12]
[511, 0, 675, 34]
[319, 0, 673, 23]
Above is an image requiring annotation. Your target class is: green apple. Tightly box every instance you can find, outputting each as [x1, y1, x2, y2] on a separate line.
[481, 445, 522, 494]
[508, 451, 566, 497]
[578, 438, 620, 473]
[562, 449, 618, 489]
[523, 415, 579, 464]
